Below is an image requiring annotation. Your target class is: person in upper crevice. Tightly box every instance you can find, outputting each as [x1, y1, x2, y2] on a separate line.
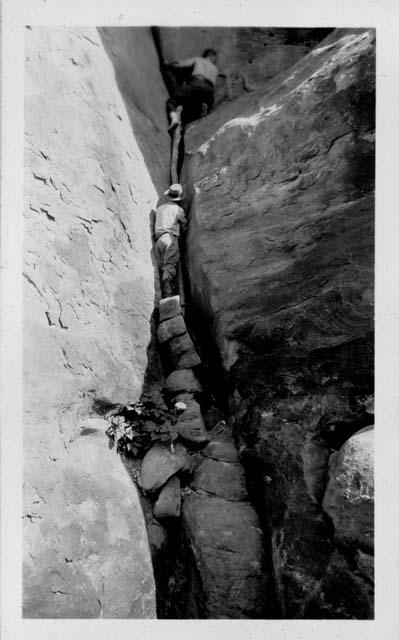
[154, 183, 187, 298]
[163, 48, 232, 131]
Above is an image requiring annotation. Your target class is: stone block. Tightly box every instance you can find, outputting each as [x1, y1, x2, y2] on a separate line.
[139, 442, 189, 493]
[175, 351, 202, 370]
[175, 395, 209, 444]
[169, 333, 196, 358]
[165, 369, 202, 396]
[157, 314, 186, 343]
[159, 295, 181, 321]
[153, 476, 181, 519]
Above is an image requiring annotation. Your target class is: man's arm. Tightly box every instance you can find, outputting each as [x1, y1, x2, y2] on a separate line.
[163, 57, 196, 70]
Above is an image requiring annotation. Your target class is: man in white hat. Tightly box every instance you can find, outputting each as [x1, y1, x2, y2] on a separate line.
[154, 184, 187, 298]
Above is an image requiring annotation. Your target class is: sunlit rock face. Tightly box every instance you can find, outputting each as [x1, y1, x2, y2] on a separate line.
[23, 26, 170, 618]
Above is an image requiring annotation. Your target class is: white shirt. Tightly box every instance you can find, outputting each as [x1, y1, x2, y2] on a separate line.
[155, 203, 187, 239]
[182, 56, 219, 86]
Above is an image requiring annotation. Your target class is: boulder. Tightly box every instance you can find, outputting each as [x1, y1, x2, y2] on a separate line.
[153, 476, 181, 519]
[169, 333, 196, 358]
[159, 295, 182, 321]
[139, 442, 189, 493]
[182, 493, 271, 618]
[175, 350, 202, 370]
[157, 315, 186, 343]
[23, 427, 156, 619]
[192, 457, 248, 501]
[203, 438, 240, 463]
[323, 426, 374, 550]
[165, 369, 203, 395]
[175, 395, 209, 444]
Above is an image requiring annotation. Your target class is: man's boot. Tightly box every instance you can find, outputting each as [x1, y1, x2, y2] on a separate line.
[168, 110, 179, 132]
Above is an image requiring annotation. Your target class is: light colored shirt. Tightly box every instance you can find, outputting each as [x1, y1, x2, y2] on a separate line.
[181, 56, 219, 86]
[155, 203, 187, 239]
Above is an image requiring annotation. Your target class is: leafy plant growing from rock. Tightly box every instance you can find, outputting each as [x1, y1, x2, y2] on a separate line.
[106, 399, 179, 458]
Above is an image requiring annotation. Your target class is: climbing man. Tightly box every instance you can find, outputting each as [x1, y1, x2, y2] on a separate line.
[154, 184, 187, 298]
[163, 48, 231, 131]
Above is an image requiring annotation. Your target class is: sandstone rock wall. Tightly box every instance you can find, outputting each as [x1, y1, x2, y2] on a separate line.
[183, 28, 374, 369]
[24, 26, 170, 618]
[181, 28, 375, 618]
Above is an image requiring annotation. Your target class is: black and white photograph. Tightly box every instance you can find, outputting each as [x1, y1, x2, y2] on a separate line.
[1, 0, 398, 636]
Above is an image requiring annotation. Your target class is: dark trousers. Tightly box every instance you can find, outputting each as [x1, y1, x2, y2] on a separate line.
[166, 76, 214, 124]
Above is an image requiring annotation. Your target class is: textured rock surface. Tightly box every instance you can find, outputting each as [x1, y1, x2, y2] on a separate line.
[203, 438, 240, 463]
[153, 476, 181, 519]
[183, 28, 374, 367]
[23, 423, 156, 618]
[177, 428, 274, 618]
[165, 369, 203, 395]
[24, 26, 170, 618]
[157, 314, 186, 343]
[139, 443, 189, 493]
[323, 426, 374, 550]
[192, 457, 248, 501]
[175, 394, 209, 444]
[159, 295, 182, 321]
[175, 350, 201, 370]
[157, 27, 332, 108]
[181, 28, 375, 619]
[169, 332, 196, 358]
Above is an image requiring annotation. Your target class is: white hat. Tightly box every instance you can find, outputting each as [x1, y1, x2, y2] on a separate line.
[164, 183, 183, 201]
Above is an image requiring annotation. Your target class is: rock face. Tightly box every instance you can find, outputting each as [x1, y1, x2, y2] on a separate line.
[183, 28, 374, 366]
[181, 28, 375, 618]
[157, 27, 332, 107]
[181, 430, 274, 618]
[323, 426, 374, 551]
[24, 26, 170, 617]
[139, 443, 189, 493]
[23, 423, 156, 618]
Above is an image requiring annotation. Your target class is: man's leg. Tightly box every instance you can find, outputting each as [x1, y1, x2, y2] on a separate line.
[155, 234, 180, 297]
[166, 86, 186, 131]
[161, 235, 180, 296]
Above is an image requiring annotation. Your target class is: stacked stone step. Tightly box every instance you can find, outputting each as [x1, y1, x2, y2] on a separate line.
[157, 295, 209, 445]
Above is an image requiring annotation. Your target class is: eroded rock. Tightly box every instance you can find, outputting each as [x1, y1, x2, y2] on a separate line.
[153, 476, 181, 519]
[159, 295, 182, 321]
[169, 333, 196, 358]
[139, 442, 190, 493]
[175, 350, 201, 370]
[174, 395, 209, 444]
[157, 314, 187, 343]
[203, 438, 239, 463]
[165, 369, 203, 396]
[23, 428, 156, 619]
[323, 426, 374, 551]
[23, 26, 171, 619]
[193, 457, 248, 501]
[182, 493, 270, 618]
